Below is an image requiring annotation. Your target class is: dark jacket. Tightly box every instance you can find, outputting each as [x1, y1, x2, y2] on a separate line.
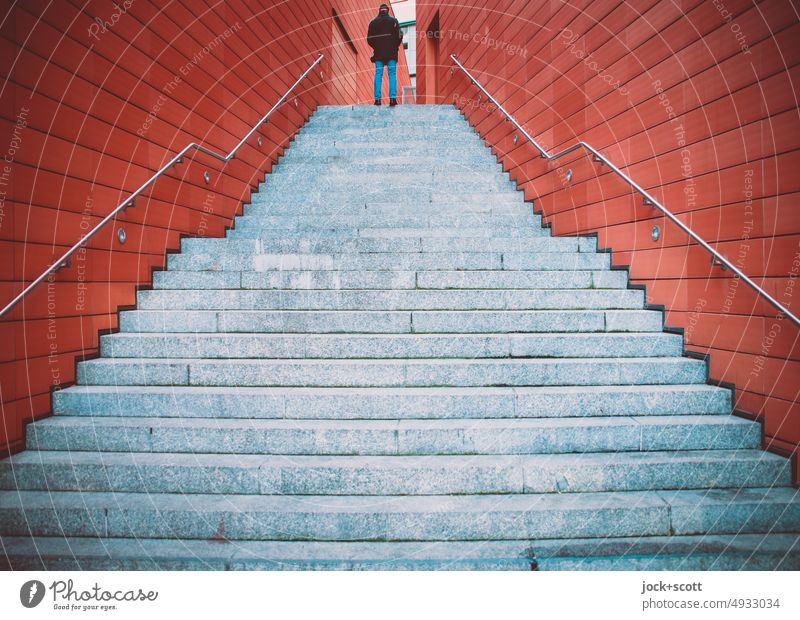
[367, 13, 403, 63]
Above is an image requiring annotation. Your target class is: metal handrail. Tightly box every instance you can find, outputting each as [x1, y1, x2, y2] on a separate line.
[450, 54, 800, 328]
[0, 54, 325, 320]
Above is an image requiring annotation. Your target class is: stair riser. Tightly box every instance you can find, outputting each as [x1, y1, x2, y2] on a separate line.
[2, 456, 786, 495]
[233, 213, 536, 229]
[246, 193, 528, 208]
[152, 270, 622, 291]
[4, 496, 798, 540]
[51, 386, 732, 419]
[100, 333, 683, 359]
[244, 204, 531, 217]
[3, 534, 797, 571]
[183, 238, 585, 256]
[293, 137, 484, 150]
[0, 505, 672, 541]
[278, 154, 497, 167]
[168, 254, 614, 272]
[119, 309, 660, 333]
[25, 420, 760, 455]
[137, 288, 638, 311]
[76, 359, 706, 388]
[298, 124, 477, 134]
[276, 154, 498, 166]
[0, 554, 532, 571]
[538, 554, 800, 571]
[260, 171, 513, 188]
[228, 228, 549, 239]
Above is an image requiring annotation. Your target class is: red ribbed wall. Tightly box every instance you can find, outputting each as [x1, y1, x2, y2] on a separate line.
[0, 0, 409, 455]
[417, 0, 800, 481]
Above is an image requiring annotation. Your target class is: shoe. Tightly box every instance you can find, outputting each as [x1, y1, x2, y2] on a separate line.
[389, 98, 398, 107]
[374, 99, 381, 106]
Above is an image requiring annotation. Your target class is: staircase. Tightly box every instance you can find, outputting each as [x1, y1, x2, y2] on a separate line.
[2, 104, 798, 570]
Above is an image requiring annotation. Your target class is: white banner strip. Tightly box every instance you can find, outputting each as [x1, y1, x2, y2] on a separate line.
[1, 570, 798, 619]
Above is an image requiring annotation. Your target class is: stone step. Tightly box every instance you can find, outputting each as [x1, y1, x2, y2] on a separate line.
[258, 167, 511, 184]
[298, 123, 475, 135]
[231, 215, 536, 231]
[300, 121, 472, 132]
[0, 537, 536, 570]
[1, 450, 787, 496]
[277, 153, 498, 166]
[228, 226, 550, 239]
[181, 243, 600, 261]
[119, 309, 661, 334]
[299, 120, 471, 130]
[243, 202, 532, 217]
[250, 187, 526, 202]
[282, 144, 492, 160]
[2, 487, 798, 540]
[136, 287, 637, 311]
[153, 269, 623, 291]
[293, 135, 483, 149]
[259, 178, 515, 196]
[180, 237, 589, 256]
[4, 533, 797, 571]
[310, 108, 463, 119]
[51, 384, 732, 419]
[166, 252, 611, 272]
[26, 415, 760, 455]
[250, 188, 526, 204]
[533, 533, 800, 571]
[233, 213, 534, 230]
[313, 103, 460, 113]
[75, 357, 707, 387]
[100, 332, 683, 360]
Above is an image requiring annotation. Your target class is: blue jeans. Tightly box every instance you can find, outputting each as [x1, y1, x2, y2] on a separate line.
[374, 60, 397, 100]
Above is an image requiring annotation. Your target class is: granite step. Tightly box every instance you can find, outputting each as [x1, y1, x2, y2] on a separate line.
[243, 203, 532, 217]
[25, 416, 760, 456]
[99, 332, 683, 359]
[228, 227, 550, 239]
[260, 170, 513, 190]
[269, 155, 496, 173]
[2, 487, 798, 540]
[533, 533, 800, 571]
[246, 191, 528, 207]
[0, 537, 535, 570]
[75, 357, 707, 388]
[51, 384, 732, 420]
[152, 269, 624, 291]
[232, 213, 536, 230]
[4, 533, 796, 571]
[135, 287, 636, 311]
[180, 236, 588, 256]
[118, 309, 661, 334]
[1, 450, 787, 495]
[167, 252, 613, 272]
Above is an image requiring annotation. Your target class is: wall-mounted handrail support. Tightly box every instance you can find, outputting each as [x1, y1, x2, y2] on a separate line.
[0, 54, 325, 320]
[450, 54, 799, 327]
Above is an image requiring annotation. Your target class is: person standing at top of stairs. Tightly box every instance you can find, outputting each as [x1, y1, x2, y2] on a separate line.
[367, 3, 403, 107]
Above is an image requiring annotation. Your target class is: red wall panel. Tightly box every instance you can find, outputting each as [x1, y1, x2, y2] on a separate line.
[418, 0, 800, 481]
[0, 0, 410, 454]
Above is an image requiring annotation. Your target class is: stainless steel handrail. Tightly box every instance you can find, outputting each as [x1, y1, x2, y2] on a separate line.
[451, 54, 800, 327]
[0, 54, 325, 320]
